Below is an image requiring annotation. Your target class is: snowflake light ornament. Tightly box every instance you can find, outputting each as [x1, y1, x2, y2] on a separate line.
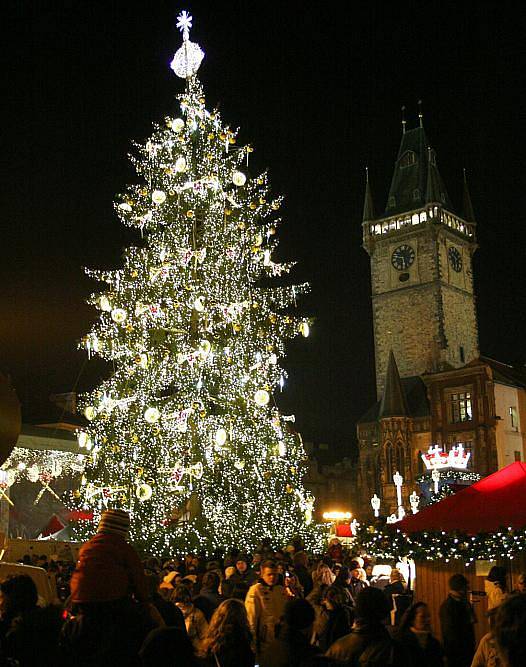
[170, 10, 204, 79]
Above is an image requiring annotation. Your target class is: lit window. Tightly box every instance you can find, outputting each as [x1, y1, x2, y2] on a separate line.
[450, 392, 472, 423]
[510, 406, 518, 430]
[420, 211, 427, 223]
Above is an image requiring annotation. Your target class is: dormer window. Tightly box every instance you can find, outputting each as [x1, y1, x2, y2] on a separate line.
[400, 151, 416, 168]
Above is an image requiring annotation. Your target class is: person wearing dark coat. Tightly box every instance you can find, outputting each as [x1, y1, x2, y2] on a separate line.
[314, 586, 353, 652]
[144, 572, 186, 630]
[224, 555, 257, 601]
[0, 575, 64, 666]
[395, 602, 444, 667]
[439, 574, 476, 667]
[194, 572, 223, 622]
[325, 587, 400, 665]
[292, 551, 313, 597]
[259, 598, 329, 667]
[139, 626, 196, 666]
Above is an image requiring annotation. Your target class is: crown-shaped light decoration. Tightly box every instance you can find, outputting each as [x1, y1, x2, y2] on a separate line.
[170, 10, 205, 79]
[421, 444, 471, 471]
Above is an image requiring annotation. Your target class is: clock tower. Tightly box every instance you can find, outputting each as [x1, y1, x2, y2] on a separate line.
[363, 118, 479, 398]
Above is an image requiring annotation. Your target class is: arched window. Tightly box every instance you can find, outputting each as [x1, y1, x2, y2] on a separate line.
[384, 442, 394, 480]
[400, 151, 416, 168]
[395, 442, 405, 475]
[412, 188, 420, 201]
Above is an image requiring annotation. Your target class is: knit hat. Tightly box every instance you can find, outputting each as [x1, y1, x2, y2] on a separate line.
[97, 509, 130, 539]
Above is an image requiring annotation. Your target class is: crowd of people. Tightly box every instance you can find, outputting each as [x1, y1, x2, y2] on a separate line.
[0, 511, 525, 666]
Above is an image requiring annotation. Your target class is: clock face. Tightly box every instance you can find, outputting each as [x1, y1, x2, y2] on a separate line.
[391, 244, 415, 271]
[448, 247, 463, 272]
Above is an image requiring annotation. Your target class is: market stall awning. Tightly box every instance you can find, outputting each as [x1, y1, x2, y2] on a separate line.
[399, 461, 526, 534]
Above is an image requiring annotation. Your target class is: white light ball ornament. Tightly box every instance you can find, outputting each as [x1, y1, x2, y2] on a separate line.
[193, 296, 206, 312]
[99, 296, 112, 312]
[215, 428, 227, 448]
[152, 190, 167, 205]
[175, 157, 187, 173]
[232, 171, 246, 187]
[144, 407, 161, 424]
[299, 322, 310, 337]
[111, 308, 127, 324]
[172, 118, 185, 133]
[84, 406, 96, 421]
[170, 10, 205, 79]
[136, 483, 153, 502]
[254, 389, 270, 407]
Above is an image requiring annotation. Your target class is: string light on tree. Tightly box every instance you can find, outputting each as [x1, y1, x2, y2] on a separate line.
[71, 11, 323, 554]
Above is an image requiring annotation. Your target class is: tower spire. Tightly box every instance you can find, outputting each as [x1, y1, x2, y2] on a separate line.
[379, 351, 409, 418]
[401, 105, 407, 134]
[418, 99, 423, 128]
[362, 167, 375, 222]
[462, 168, 476, 222]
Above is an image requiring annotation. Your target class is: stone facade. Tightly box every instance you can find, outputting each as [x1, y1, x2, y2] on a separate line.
[366, 218, 479, 399]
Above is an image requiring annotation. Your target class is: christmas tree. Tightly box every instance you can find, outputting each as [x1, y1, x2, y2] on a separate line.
[74, 11, 322, 554]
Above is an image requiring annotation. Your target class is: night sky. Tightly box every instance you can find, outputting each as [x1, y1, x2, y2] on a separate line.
[3, 2, 526, 457]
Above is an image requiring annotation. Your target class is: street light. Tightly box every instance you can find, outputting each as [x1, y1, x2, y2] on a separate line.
[371, 493, 381, 517]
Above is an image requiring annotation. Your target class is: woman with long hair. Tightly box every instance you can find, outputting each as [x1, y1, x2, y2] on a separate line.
[396, 601, 444, 667]
[198, 598, 255, 667]
[314, 585, 353, 652]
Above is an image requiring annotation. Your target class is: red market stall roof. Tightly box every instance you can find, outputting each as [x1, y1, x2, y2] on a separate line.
[399, 461, 526, 534]
[335, 523, 353, 537]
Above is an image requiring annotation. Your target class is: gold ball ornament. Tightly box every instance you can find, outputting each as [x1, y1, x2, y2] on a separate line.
[269, 313, 277, 323]
[238, 221, 245, 230]
[271, 201, 280, 211]
[186, 210, 195, 219]
[259, 197, 266, 205]
[249, 202, 257, 210]
[130, 270, 139, 278]
[233, 323, 242, 333]
[269, 226, 276, 235]
[126, 323, 134, 332]
[228, 136, 236, 144]
[286, 484, 293, 494]
[257, 177, 264, 185]
[131, 434, 139, 443]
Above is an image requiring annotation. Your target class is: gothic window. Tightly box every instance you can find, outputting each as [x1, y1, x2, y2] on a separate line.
[384, 442, 394, 480]
[400, 151, 416, 168]
[394, 442, 405, 475]
[449, 391, 473, 423]
[412, 188, 420, 201]
[388, 196, 396, 208]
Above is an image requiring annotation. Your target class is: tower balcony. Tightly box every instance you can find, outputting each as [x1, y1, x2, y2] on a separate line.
[363, 204, 476, 248]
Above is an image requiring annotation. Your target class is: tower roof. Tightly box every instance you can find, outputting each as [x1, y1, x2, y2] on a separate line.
[379, 351, 409, 418]
[462, 169, 476, 222]
[362, 168, 375, 222]
[385, 125, 452, 216]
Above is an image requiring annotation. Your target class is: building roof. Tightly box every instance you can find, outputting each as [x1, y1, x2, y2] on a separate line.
[384, 125, 452, 216]
[362, 168, 375, 222]
[462, 170, 476, 222]
[379, 351, 409, 418]
[358, 375, 430, 424]
[480, 356, 526, 390]
[399, 461, 526, 534]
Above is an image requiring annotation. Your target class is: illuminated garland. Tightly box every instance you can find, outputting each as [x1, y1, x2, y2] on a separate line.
[355, 522, 526, 564]
[70, 16, 325, 555]
[416, 470, 481, 484]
